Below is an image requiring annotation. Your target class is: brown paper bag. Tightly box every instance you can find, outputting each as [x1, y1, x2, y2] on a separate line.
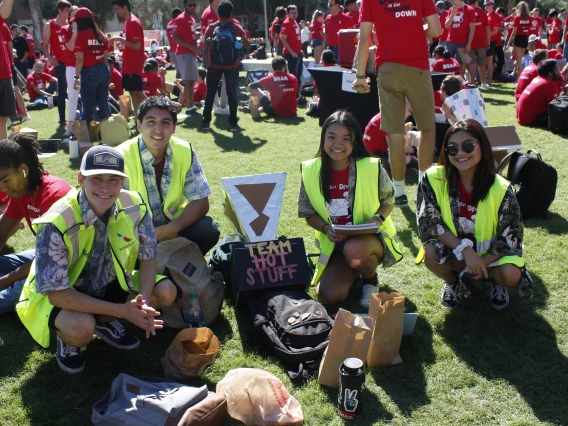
[366, 292, 405, 367]
[119, 94, 132, 119]
[318, 309, 373, 388]
[72, 120, 91, 142]
[161, 328, 221, 380]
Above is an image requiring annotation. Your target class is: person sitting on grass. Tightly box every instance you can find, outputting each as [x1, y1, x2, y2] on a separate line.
[142, 58, 167, 98]
[514, 49, 547, 101]
[25, 61, 58, 111]
[246, 56, 298, 120]
[193, 67, 207, 107]
[416, 119, 533, 311]
[117, 96, 220, 254]
[298, 110, 402, 308]
[0, 133, 72, 315]
[432, 45, 462, 76]
[16, 145, 176, 374]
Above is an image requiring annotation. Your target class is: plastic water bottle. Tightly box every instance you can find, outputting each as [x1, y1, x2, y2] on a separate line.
[185, 291, 204, 328]
[235, 37, 243, 58]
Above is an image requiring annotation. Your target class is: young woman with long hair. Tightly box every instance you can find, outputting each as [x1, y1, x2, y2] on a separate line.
[505, 1, 531, 76]
[309, 11, 325, 64]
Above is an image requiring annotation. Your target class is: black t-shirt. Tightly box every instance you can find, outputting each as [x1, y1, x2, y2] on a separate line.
[12, 35, 29, 60]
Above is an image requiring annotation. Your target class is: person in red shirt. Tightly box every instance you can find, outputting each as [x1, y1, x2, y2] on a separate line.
[506, 1, 531, 75]
[529, 8, 543, 38]
[19, 25, 35, 71]
[432, 45, 462, 75]
[484, 0, 503, 85]
[468, 0, 490, 87]
[436, 1, 450, 50]
[0, 132, 72, 314]
[26, 61, 58, 110]
[166, 8, 183, 76]
[72, 7, 111, 124]
[0, 0, 17, 140]
[344, 0, 360, 29]
[247, 56, 298, 119]
[503, 8, 515, 45]
[445, 0, 477, 76]
[324, 0, 353, 58]
[108, 56, 123, 100]
[110, 0, 147, 113]
[280, 5, 304, 96]
[514, 49, 547, 100]
[548, 45, 563, 59]
[270, 8, 287, 56]
[193, 67, 207, 104]
[142, 58, 166, 97]
[3, 23, 31, 122]
[516, 59, 561, 127]
[354, 0, 441, 208]
[201, 0, 221, 65]
[309, 10, 325, 64]
[172, 0, 201, 117]
[547, 10, 562, 48]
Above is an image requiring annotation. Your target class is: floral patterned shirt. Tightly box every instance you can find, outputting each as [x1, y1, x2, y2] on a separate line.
[123, 136, 211, 227]
[35, 190, 157, 296]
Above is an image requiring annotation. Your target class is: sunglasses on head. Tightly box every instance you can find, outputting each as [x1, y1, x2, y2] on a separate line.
[445, 140, 478, 156]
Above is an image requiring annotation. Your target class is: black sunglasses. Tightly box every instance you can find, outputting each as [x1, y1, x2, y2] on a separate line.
[446, 140, 478, 156]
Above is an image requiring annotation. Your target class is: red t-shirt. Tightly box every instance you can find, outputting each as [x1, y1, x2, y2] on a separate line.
[327, 165, 352, 226]
[548, 49, 562, 59]
[439, 10, 450, 42]
[74, 29, 108, 68]
[361, 0, 436, 71]
[513, 15, 531, 36]
[324, 13, 353, 46]
[201, 6, 219, 36]
[122, 14, 145, 76]
[2, 23, 13, 68]
[193, 81, 206, 102]
[174, 13, 198, 55]
[529, 16, 543, 37]
[166, 18, 178, 52]
[535, 39, 548, 50]
[142, 71, 163, 97]
[48, 19, 68, 62]
[259, 71, 298, 117]
[548, 18, 562, 44]
[434, 89, 444, 114]
[347, 10, 360, 29]
[432, 57, 461, 75]
[270, 18, 284, 44]
[204, 19, 246, 69]
[110, 67, 123, 96]
[3, 174, 72, 230]
[26, 72, 53, 101]
[60, 26, 76, 67]
[153, 155, 166, 189]
[457, 178, 477, 244]
[23, 32, 34, 55]
[514, 62, 538, 100]
[0, 17, 12, 80]
[447, 5, 477, 45]
[487, 11, 503, 43]
[504, 15, 514, 39]
[280, 17, 302, 55]
[471, 7, 489, 49]
[363, 113, 389, 154]
[0, 191, 9, 205]
[516, 76, 559, 125]
[309, 19, 324, 41]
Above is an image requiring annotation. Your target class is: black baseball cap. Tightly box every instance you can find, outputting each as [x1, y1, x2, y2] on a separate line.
[80, 145, 128, 177]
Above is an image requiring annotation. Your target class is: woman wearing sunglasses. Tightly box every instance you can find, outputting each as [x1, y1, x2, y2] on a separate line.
[416, 119, 533, 310]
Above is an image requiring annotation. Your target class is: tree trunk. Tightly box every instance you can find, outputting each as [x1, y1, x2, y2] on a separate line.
[28, 0, 43, 51]
[507, 0, 516, 15]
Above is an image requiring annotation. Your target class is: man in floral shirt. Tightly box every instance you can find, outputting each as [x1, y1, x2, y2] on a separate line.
[17, 146, 176, 374]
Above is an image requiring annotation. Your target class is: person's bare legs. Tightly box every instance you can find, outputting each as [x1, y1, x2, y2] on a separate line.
[184, 80, 195, 110]
[513, 46, 524, 77]
[488, 264, 522, 288]
[388, 133, 406, 182]
[423, 243, 461, 283]
[0, 117, 8, 140]
[418, 125, 436, 172]
[54, 310, 96, 347]
[14, 86, 28, 119]
[486, 55, 494, 85]
[316, 252, 358, 305]
[343, 235, 384, 280]
[130, 90, 146, 113]
[314, 45, 323, 64]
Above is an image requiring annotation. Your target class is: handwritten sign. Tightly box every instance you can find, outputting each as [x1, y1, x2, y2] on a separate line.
[229, 238, 310, 306]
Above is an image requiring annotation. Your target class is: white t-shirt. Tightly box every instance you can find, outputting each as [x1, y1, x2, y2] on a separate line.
[301, 26, 310, 43]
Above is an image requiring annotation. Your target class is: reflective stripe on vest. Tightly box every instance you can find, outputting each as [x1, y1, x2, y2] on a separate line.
[301, 157, 402, 286]
[16, 189, 147, 348]
[117, 136, 193, 220]
[419, 166, 524, 268]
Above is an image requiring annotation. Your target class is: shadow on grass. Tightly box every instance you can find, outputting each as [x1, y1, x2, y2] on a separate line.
[485, 98, 515, 106]
[397, 206, 421, 258]
[195, 118, 268, 153]
[267, 116, 306, 126]
[439, 271, 568, 424]
[0, 314, 37, 379]
[524, 211, 568, 235]
[320, 383, 393, 423]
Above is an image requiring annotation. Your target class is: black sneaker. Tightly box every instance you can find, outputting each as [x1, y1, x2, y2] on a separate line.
[489, 283, 509, 310]
[395, 194, 409, 208]
[94, 319, 140, 350]
[440, 282, 461, 310]
[185, 107, 200, 117]
[200, 121, 211, 130]
[56, 336, 85, 374]
[229, 123, 241, 132]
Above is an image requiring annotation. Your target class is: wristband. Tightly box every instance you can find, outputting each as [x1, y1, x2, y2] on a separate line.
[374, 213, 386, 225]
[356, 73, 366, 79]
[453, 238, 474, 261]
[321, 223, 329, 233]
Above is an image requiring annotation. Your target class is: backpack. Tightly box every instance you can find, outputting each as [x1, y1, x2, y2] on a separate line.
[497, 149, 557, 219]
[249, 289, 333, 382]
[99, 114, 131, 146]
[207, 233, 245, 287]
[207, 22, 238, 68]
[548, 96, 568, 135]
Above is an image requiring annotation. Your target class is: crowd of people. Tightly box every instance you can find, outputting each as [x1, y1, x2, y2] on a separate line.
[1, 0, 562, 377]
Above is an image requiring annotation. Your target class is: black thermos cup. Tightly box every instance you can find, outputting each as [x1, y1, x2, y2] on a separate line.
[338, 357, 365, 420]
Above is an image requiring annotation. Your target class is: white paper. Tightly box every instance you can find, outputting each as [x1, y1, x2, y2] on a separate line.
[341, 72, 357, 93]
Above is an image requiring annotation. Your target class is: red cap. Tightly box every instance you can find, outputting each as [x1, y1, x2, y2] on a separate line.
[70, 7, 99, 22]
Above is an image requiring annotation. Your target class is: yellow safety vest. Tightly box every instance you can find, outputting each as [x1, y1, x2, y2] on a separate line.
[416, 166, 524, 267]
[301, 157, 402, 286]
[16, 189, 147, 348]
[117, 136, 193, 220]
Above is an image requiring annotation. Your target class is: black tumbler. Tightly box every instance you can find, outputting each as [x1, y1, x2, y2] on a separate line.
[338, 357, 365, 420]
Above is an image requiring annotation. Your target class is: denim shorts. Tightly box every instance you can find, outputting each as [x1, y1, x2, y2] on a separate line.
[445, 41, 466, 64]
[312, 39, 323, 48]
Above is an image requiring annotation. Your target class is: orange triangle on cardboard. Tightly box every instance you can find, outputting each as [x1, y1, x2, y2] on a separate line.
[234, 183, 276, 215]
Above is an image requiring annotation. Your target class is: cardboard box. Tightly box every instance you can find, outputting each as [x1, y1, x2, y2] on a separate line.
[79, 141, 94, 157]
[19, 127, 38, 140]
[485, 125, 523, 165]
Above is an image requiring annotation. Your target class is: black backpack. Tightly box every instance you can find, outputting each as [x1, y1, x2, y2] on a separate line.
[548, 96, 568, 135]
[207, 233, 245, 286]
[207, 22, 238, 67]
[249, 289, 333, 382]
[498, 149, 557, 219]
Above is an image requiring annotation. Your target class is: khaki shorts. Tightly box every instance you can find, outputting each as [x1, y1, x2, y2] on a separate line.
[469, 47, 487, 66]
[377, 62, 435, 134]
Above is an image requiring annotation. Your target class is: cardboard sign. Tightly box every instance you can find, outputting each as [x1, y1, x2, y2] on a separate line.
[229, 238, 310, 306]
[442, 88, 488, 126]
[222, 173, 286, 243]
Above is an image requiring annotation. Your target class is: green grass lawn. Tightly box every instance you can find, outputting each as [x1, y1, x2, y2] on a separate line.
[1, 76, 567, 425]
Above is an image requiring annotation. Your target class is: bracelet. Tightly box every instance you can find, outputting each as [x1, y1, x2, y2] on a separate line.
[321, 223, 329, 233]
[374, 213, 386, 225]
[453, 238, 474, 261]
[356, 73, 366, 79]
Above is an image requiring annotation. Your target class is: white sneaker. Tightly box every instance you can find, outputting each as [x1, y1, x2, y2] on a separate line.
[63, 125, 73, 137]
[360, 284, 378, 308]
[214, 105, 230, 115]
[480, 83, 490, 89]
[22, 115, 32, 122]
[47, 96, 54, 109]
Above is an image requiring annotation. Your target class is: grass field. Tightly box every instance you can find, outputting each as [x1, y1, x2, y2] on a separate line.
[0, 74, 567, 425]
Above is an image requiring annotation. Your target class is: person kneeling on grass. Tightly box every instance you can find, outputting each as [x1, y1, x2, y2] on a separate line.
[16, 145, 176, 374]
[416, 119, 533, 311]
[298, 110, 402, 307]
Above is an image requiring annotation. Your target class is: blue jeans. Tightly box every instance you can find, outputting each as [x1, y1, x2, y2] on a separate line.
[0, 249, 35, 314]
[54, 61, 67, 123]
[283, 53, 303, 95]
[80, 62, 111, 123]
[564, 43, 568, 60]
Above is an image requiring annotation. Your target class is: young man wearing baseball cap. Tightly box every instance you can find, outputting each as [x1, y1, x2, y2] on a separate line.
[17, 146, 176, 374]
